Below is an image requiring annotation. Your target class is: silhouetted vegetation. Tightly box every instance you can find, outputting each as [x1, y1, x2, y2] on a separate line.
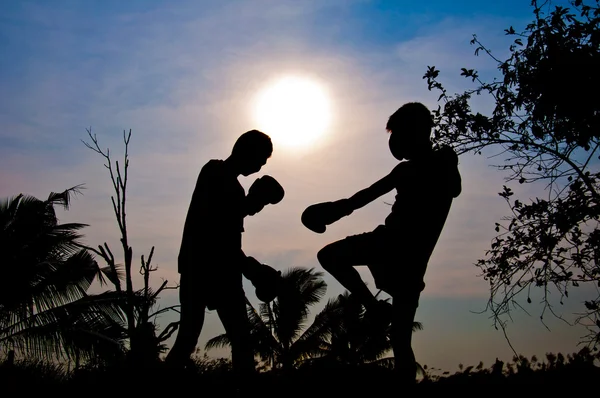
[0, 187, 127, 364]
[206, 268, 421, 371]
[82, 129, 180, 364]
[1, 346, 598, 395]
[424, 0, 600, 347]
[2, 0, 600, 393]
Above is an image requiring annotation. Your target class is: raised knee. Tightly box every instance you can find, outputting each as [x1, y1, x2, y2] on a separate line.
[317, 246, 333, 269]
[317, 246, 335, 270]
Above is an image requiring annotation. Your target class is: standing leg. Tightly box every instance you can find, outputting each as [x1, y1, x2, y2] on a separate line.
[390, 293, 420, 385]
[216, 288, 255, 385]
[165, 274, 206, 366]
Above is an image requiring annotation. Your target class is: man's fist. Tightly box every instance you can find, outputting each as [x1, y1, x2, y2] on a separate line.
[243, 256, 283, 303]
[301, 199, 354, 234]
[246, 175, 285, 216]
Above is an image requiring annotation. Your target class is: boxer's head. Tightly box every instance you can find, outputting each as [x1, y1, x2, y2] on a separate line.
[386, 102, 434, 161]
[231, 130, 273, 176]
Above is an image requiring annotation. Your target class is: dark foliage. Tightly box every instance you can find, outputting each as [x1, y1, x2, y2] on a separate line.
[1, 348, 598, 395]
[423, 0, 600, 346]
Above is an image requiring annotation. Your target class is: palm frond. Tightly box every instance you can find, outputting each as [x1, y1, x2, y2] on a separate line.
[291, 297, 343, 361]
[295, 296, 342, 344]
[204, 333, 231, 351]
[31, 250, 101, 312]
[2, 249, 106, 318]
[45, 185, 85, 211]
[315, 291, 395, 365]
[283, 267, 327, 308]
[4, 318, 126, 362]
[1, 290, 127, 361]
[368, 356, 395, 369]
[97, 263, 124, 287]
[258, 302, 274, 328]
[273, 267, 327, 347]
[0, 187, 128, 363]
[2, 290, 127, 338]
[204, 300, 281, 363]
[272, 296, 304, 346]
[246, 300, 281, 359]
[412, 321, 423, 332]
[0, 193, 24, 226]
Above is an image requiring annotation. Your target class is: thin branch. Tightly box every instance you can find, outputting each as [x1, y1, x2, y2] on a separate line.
[149, 305, 181, 320]
[157, 321, 180, 342]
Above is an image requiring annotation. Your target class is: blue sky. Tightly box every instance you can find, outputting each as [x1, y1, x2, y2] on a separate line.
[0, 0, 587, 372]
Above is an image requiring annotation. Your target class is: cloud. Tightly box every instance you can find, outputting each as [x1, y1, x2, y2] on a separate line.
[2, 1, 591, 368]
[1, 4, 529, 301]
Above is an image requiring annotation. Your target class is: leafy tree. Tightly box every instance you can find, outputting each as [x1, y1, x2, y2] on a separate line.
[423, 0, 600, 347]
[0, 187, 127, 363]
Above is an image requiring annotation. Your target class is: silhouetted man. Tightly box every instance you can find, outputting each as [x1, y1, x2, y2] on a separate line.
[166, 129, 282, 384]
[302, 102, 462, 384]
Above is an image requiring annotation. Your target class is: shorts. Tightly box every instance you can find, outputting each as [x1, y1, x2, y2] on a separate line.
[179, 268, 244, 311]
[337, 224, 427, 298]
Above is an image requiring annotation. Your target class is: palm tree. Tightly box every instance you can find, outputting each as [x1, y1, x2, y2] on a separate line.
[0, 186, 128, 363]
[206, 267, 330, 370]
[206, 268, 425, 372]
[312, 291, 423, 369]
[317, 292, 390, 366]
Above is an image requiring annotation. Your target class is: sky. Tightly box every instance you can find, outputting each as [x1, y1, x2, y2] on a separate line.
[0, 0, 591, 372]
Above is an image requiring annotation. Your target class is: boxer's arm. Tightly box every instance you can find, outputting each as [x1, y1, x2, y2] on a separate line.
[346, 165, 401, 211]
[244, 200, 265, 217]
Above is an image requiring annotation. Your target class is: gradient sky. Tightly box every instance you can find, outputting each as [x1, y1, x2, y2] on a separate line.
[0, 0, 588, 372]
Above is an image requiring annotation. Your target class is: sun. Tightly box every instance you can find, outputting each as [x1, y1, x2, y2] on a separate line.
[253, 76, 331, 148]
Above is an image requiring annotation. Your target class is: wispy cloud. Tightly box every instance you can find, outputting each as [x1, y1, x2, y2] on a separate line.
[1, 0, 587, 366]
[1, 2, 530, 299]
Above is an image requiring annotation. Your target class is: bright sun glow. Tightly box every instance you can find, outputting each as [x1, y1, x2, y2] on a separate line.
[253, 76, 331, 148]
